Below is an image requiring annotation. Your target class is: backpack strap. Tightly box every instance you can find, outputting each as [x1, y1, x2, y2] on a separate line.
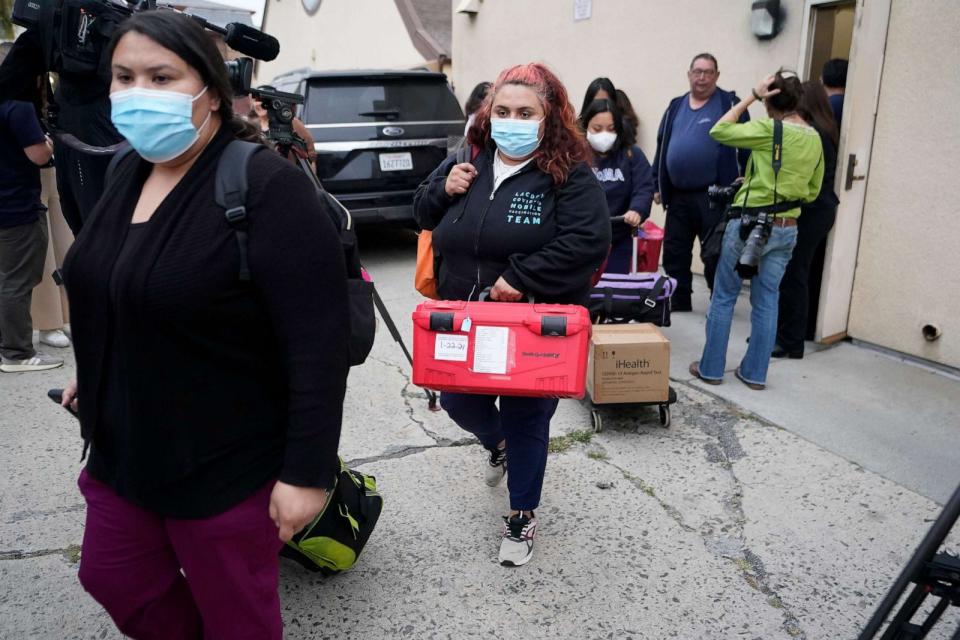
[214, 140, 263, 282]
[104, 143, 135, 189]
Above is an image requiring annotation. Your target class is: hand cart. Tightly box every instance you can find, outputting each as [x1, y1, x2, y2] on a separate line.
[587, 215, 677, 432]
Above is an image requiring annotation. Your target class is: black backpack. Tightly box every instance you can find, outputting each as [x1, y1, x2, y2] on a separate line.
[107, 140, 376, 366]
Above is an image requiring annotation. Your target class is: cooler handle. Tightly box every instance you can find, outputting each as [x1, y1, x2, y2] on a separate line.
[428, 312, 455, 331]
[523, 314, 587, 337]
[478, 286, 533, 303]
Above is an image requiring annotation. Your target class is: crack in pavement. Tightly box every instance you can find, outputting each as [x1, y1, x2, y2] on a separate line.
[345, 440, 478, 469]
[588, 382, 808, 639]
[366, 356, 445, 445]
[0, 544, 81, 563]
[368, 355, 475, 447]
[677, 381, 807, 638]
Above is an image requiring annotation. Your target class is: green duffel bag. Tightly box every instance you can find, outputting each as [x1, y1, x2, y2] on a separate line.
[280, 459, 383, 575]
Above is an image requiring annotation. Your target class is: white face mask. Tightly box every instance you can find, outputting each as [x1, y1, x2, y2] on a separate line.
[587, 130, 618, 154]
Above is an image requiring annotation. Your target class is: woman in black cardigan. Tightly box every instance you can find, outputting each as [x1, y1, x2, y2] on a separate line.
[60, 13, 349, 639]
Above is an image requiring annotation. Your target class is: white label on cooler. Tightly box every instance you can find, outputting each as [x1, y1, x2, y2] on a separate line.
[434, 333, 468, 362]
[473, 326, 509, 374]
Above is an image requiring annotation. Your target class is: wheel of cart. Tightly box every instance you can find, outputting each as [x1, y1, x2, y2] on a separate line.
[588, 385, 677, 433]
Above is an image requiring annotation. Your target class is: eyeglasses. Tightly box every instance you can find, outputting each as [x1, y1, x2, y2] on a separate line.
[689, 69, 717, 78]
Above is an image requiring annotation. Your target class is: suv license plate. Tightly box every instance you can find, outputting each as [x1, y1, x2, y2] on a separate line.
[379, 152, 413, 172]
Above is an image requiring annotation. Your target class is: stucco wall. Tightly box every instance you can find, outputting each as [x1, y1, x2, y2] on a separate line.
[847, 0, 960, 367]
[258, 0, 427, 81]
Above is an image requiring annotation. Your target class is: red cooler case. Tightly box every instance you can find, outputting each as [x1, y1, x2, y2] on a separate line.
[412, 300, 592, 399]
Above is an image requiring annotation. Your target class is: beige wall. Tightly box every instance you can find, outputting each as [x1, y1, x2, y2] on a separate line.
[258, 0, 428, 82]
[847, 0, 960, 367]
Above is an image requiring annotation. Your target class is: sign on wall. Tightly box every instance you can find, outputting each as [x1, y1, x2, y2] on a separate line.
[574, 0, 592, 21]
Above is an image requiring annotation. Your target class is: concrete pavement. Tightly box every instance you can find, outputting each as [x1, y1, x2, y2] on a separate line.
[1, 227, 957, 639]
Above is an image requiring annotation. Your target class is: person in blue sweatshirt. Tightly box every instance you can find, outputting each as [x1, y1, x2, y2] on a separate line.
[581, 99, 654, 273]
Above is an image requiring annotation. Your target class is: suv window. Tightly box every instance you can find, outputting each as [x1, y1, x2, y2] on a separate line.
[305, 78, 462, 125]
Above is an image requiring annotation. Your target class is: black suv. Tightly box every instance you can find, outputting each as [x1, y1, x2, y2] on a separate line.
[270, 69, 465, 225]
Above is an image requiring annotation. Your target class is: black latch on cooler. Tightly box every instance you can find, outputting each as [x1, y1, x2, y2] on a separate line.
[541, 316, 567, 337]
[429, 312, 455, 332]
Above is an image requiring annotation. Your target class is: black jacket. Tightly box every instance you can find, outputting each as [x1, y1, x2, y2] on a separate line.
[651, 89, 750, 207]
[63, 126, 350, 518]
[808, 124, 839, 209]
[414, 148, 611, 305]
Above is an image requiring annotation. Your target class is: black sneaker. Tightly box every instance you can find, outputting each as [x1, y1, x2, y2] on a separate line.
[498, 512, 537, 567]
[672, 296, 693, 312]
[771, 345, 804, 359]
[485, 447, 507, 487]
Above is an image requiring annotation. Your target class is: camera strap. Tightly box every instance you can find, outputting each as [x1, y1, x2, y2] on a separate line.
[727, 118, 784, 222]
[772, 118, 783, 208]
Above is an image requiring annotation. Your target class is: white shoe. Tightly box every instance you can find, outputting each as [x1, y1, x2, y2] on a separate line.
[0, 352, 64, 373]
[39, 329, 71, 348]
[498, 513, 537, 567]
[485, 447, 507, 487]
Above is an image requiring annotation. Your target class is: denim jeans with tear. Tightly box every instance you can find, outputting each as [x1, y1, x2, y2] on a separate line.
[698, 219, 798, 385]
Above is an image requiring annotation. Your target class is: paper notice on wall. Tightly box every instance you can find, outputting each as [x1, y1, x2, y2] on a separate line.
[434, 333, 468, 362]
[473, 326, 510, 374]
[574, 0, 592, 21]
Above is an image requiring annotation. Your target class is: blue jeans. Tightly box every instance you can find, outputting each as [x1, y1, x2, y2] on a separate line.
[698, 219, 798, 385]
[439, 393, 558, 511]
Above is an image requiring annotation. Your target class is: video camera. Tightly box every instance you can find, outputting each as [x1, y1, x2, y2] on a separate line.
[223, 57, 306, 158]
[11, 0, 279, 79]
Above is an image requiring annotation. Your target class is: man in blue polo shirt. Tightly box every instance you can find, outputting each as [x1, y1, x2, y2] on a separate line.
[0, 95, 64, 373]
[652, 53, 750, 311]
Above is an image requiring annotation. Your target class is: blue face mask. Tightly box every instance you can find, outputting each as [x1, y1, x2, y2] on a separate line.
[110, 86, 210, 163]
[491, 117, 543, 159]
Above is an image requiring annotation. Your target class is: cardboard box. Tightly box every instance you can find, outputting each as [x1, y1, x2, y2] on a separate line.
[586, 324, 670, 404]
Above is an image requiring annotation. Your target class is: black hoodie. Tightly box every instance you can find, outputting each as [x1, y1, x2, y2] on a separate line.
[413, 147, 610, 305]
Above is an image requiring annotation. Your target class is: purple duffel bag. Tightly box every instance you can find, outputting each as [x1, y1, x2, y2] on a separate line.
[588, 272, 677, 326]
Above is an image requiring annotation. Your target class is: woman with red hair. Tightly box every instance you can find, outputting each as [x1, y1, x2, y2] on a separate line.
[414, 63, 609, 567]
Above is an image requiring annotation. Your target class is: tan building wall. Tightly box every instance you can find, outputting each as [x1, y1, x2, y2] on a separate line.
[258, 0, 428, 81]
[847, 0, 960, 367]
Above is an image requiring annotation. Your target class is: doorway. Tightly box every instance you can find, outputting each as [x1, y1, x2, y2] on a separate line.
[806, 2, 855, 86]
[801, 0, 855, 342]
[798, 0, 892, 345]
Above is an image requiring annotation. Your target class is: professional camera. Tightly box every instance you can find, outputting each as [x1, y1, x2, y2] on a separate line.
[735, 211, 774, 279]
[251, 86, 305, 152]
[11, 0, 279, 81]
[5, 0, 282, 235]
[224, 57, 307, 157]
[707, 182, 740, 211]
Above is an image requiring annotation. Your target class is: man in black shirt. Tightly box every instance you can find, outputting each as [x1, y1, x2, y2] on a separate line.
[0, 97, 64, 373]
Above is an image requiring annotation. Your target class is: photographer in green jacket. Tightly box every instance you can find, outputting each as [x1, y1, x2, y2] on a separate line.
[690, 71, 824, 390]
